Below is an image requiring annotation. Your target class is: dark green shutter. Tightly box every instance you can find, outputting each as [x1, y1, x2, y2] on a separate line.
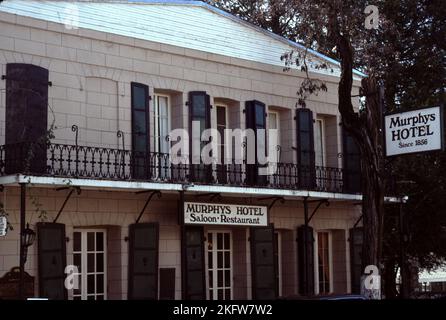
[131, 82, 150, 180]
[188, 91, 211, 183]
[182, 226, 205, 300]
[297, 225, 314, 295]
[342, 128, 361, 193]
[250, 225, 277, 299]
[128, 223, 159, 300]
[245, 100, 267, 186]
[37, 222, 67, 300]
[349, 227, 363, 294]
[295, 109, 315, 189]
[5, 64, 49, 174]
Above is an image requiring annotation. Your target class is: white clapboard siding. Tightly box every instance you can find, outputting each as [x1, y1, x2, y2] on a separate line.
[0, 0, 364, 78]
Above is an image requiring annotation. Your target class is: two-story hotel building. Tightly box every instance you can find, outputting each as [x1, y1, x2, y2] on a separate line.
[0, 0, 367, 300]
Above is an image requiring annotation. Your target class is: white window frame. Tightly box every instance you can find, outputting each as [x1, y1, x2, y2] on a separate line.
[153, 93, 171, 154]
[72, 228, 108, 300]
[314, 230, 333, 295]
[205, 229, 234, 300]
[314, 118, 326, 167]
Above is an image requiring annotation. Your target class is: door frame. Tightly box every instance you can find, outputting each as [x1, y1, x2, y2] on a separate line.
[205, 229, 234, 300]
[314, 230, 333, 295]
[72, 228, 108, 300]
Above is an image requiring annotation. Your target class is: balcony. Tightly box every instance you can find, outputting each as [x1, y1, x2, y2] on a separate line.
[0, 142, 355, 194]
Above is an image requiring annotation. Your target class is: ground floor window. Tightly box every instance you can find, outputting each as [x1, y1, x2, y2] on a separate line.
[72, 229, 107, 300]
[316, 231, 332, 295]
[206, 231, 232, 300]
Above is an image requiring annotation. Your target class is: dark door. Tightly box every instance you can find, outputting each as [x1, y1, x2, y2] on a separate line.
[5, 63, 49, 174]
[245, 100, 267, 186]
[250, 225, 277, 299]
[37, 222, 67, 300]
[297, 225, 315, 295]
[131, 82, 150, 180]
[296, 108, 316, 189]
[128, 223, 159, 300]
[182, 226, 205, 300]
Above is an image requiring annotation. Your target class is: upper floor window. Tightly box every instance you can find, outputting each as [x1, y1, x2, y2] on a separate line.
[268, 111, 280, 161]
[314, 118, 326, 167]
[154, 94, 170, 154]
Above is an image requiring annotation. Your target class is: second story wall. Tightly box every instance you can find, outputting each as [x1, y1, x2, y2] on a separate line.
[0, 12, 362, 173]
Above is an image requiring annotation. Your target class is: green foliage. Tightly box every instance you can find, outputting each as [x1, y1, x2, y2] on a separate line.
[209, 0, 446, 270]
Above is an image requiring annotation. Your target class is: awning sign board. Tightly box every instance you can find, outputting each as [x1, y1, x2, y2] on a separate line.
[184, 202, 268, 226]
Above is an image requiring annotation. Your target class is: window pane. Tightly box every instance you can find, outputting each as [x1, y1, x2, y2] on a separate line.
[87, 232, 95, 251]
[218, 270, 223, 287]
[73, 232, 81, 252]
[217, 107, 226, 126]
[207, 233, 212, 250]
[225, 289, 231, 300]
[96, 253, 104, 272]
[96, 274, 104, 294]
[217, 252, 223, 269]
[158, 96, 168, 117]
[87, 274, 95, 294]
[225, 270, 230, 287]
[73, 275, 81, 295]
[88, 253, 95, 272]
[96, 295, 104, 300]
[208, 270, 213, 288]
[224, 233, 230, 250]
[218, 289, 223, 300]
[73, 253, 81, 273]
[208, 252, 213, 269]
[314, 120, 324, 167]
[217, 233, 223, 250]
[96, 232, 104, 252]
[269, 113, 277, 129]
[224, 252, 230, 268]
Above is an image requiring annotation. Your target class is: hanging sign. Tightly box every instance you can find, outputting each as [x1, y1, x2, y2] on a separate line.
[0, 216, 7, 237]
[385, 106, 443, 156]
[184, 202, 268, 226]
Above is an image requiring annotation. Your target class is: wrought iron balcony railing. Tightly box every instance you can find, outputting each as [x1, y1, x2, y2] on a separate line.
[0, 142, 355, 194]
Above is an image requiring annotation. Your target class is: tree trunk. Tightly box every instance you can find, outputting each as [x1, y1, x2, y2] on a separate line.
[383, 258, 398, 299]
[335, 31, 385, 293]
[360, 77, 385, 270]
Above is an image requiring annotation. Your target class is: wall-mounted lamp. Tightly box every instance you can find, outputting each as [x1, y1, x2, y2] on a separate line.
[21, 223, 36, 263]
